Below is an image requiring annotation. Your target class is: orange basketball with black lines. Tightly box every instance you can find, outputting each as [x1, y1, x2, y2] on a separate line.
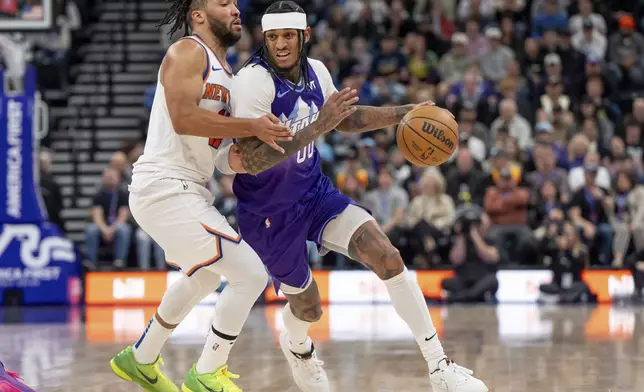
[396, 106, 459, 167]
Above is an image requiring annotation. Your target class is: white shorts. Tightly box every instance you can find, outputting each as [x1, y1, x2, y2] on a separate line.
[129, 178, 256, 277]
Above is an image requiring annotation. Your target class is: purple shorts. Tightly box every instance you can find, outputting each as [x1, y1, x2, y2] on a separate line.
[237, 176, 355, 291]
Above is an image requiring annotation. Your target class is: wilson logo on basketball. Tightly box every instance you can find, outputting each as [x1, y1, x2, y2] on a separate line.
[421, 122, 454, 150]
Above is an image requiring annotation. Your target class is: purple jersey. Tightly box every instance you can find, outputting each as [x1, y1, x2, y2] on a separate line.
[232, 60, 326, 216]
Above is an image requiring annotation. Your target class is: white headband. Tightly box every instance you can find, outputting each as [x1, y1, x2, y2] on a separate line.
[261, 12, 307, 32]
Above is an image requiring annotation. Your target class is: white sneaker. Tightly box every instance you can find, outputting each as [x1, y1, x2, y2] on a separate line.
[279, 331, 330, 392]
[430, 358, 488, 392]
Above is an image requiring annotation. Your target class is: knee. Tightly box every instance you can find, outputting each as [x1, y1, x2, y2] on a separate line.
[371, 244, 405, 280]
[85, 224, 100, 237]
[290, 297, 323, 322]
[136, 228, 151, 244]
[116, 223, 132, 236]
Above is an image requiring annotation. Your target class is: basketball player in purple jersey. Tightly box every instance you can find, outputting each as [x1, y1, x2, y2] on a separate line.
[218, 2, 489, 391]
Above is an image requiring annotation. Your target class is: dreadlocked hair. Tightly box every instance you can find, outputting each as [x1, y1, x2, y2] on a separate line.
[240, 1, 311, 90]
[158, 0, 207, 37]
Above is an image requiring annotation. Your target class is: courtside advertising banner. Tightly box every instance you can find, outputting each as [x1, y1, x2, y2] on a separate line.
[85, 269, 637, 305]
[0, 67, 80, 305]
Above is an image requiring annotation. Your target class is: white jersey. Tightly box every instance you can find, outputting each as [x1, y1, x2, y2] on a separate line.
[132, 34, 233, 188]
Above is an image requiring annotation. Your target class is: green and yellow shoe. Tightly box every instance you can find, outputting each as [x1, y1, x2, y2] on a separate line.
[181, 364, 242, 392]
[110, 346, 179, 391]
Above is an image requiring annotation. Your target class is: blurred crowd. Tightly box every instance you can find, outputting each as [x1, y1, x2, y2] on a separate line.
[60, 0, 644, 299]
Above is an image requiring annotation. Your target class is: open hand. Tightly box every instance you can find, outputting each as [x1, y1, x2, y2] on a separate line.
[316, 87, 359, 132]
[251, 114, 292, 153]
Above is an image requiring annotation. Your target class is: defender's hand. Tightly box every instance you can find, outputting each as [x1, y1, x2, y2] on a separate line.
[251, 114, 291, 153]
[317, 88, 359, 132]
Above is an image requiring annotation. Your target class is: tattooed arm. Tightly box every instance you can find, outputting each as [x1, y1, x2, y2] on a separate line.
[234, 120, 326, 175]
[334, 104, 414, 133]
[230, 87, 359, 175]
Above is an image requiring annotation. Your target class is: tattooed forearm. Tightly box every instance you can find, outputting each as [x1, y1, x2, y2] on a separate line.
[235, 121, 324, 175]
[335, 104, 413, 133]
[348, 221, 404, 280]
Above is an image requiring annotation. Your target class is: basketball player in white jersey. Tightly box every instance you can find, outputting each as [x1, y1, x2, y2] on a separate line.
[214, 2, 489, 392]
[109, 1, 293, 391]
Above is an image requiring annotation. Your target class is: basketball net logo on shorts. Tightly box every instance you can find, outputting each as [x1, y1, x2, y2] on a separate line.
[421, 121, 455, 150]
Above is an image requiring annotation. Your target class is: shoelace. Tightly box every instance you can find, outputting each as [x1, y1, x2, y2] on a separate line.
[298, 356, 325, 378]
[446, 362, 474, 377]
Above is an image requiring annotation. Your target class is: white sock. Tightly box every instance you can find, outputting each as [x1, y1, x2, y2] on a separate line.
[196, 325, 237, 374]
[133, 272, 218, 364]
[195, 268, 266, 374]
[133, 315, 174, 364]
[282, 303, 313, 354]
[383, 268, 445, 371]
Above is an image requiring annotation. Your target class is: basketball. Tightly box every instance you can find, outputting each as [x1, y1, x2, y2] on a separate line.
[396, 105, 459, 167]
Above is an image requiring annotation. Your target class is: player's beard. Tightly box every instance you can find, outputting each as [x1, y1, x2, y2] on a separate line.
[209, 16, 241, 48]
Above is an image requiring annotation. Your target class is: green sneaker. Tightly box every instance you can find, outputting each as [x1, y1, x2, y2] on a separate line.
[110, 346, 179, 391]
[181, 364, 242, 392]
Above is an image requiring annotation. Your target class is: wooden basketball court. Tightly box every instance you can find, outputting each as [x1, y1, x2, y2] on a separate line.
[0, 304, 641, 391]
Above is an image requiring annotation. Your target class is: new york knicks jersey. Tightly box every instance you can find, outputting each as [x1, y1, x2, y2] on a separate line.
[132, 34, 233, 187]
[230, 58, 337, 215]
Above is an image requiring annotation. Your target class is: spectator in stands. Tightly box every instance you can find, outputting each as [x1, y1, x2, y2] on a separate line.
[531, 0, 567, 38]
[39, 149, 64, 232]
[405, 168, 455, 266]
[457, 0, 495, 25]
[608, 15, 644, 61]
[624, 116, 644, 166]
[568, 0, 606, 36]
[533, 121, 568, 168]
[363, 167, 409, 239]
[480, 26, 514, 83]
[490, 99, 532, 149]
[110, 151, 131, 189]
[532, 180, 563, 231]
[527, 142, 569, 201]
[606, 47, 644, 101]
[446, 147, 487, 207]
[571, 18, 606, 59]
[568, 163, 613, 264]
[465, 18, 489, 62]
[438, 33, 471, 87]
[85, 167, 132, 269]
[569, 151, 611, 191]
[458, 119, 487, 162]
[538, 221, 592, 303]
[567, 133, 590, 170]
[577, 98, 615, 147]
[488, 147, 523, 186]
[581, 118, 609, 156]
[500, 13, 524, 55]
[606, 170, 644, 267]
[539, 75, 571, 118]
[484, 167, 535, 263]
[556, 27, 585, 82]
[444, 210, 500, 302]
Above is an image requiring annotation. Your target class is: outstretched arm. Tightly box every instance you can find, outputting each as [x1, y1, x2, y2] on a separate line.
[234, 121, 326, 175]
[335, 104, 414, 133]
[230, 88, 359, 175]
